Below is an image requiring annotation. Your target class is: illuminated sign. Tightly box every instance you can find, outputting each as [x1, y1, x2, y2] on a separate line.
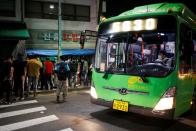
[40, 32, 79, 41]
[109, 18, 157, 33]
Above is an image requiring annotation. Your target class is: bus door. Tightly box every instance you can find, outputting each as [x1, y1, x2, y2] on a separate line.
[177, 24, 193, 115]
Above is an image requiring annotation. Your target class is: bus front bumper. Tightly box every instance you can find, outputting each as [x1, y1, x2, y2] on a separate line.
[91, 98, 175, 119]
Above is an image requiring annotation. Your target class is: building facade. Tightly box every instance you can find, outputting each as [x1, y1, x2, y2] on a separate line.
[0, 0, 99, 54]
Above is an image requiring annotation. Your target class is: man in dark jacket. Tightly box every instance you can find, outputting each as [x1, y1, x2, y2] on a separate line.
[13, 53, 27, 100]
[55, 56, 70, 102]
[1, 55, 14, 104]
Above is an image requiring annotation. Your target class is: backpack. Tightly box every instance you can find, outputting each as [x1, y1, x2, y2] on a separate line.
[57, 62, 67, 80]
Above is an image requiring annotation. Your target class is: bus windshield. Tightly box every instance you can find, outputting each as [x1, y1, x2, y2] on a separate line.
[95, 32, 176, 77]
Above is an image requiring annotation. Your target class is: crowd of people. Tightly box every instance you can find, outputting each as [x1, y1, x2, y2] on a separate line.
[0, 54, 93, 104]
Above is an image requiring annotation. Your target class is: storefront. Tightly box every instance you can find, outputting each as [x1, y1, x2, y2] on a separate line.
[0, 21, 29, 60]
[26, 48, 95, 62]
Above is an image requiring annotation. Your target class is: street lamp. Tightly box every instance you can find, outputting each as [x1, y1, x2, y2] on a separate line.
[57, 0, 62, 62]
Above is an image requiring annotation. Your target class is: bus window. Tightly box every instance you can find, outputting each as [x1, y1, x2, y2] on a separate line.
[179, 24, 192, 74]
[192, 30, 196, 74]
[107, 36, 127, 72]
[95, 37, 107, 71]
[95, 32, 176, 77]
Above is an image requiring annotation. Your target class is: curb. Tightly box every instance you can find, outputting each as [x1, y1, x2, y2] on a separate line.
[29, 86, 90, 95]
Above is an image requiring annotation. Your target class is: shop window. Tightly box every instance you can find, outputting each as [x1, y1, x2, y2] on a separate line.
[25, 1, 90, 21]
[25, 1, 42, 18]
[62, 4, 90, 21]
[0, 0, 15, 17]
[62, 4, 74, 15]
[76, 5, 90, 21]
[43, 3, 58, 19]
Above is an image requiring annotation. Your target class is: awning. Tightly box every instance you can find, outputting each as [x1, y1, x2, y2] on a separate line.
[26, 49, 95, 56]
[0, 21, 29, 39]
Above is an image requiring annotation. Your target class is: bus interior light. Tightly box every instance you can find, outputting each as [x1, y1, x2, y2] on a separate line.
[110, 34, 114, 38]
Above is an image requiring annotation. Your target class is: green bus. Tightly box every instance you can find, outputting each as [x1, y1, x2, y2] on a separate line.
[91, 3, 196, 119]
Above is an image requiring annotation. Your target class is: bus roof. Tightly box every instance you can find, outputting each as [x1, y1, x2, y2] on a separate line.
[102, 3, 196, 27]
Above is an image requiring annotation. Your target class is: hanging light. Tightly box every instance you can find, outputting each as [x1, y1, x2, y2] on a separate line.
[50, 4, 54, 9]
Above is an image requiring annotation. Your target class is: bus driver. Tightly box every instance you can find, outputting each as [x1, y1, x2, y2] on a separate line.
[156, 50, 172, 67]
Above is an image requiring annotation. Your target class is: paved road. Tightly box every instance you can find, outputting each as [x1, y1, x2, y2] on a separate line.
[0, 89, 196, 131]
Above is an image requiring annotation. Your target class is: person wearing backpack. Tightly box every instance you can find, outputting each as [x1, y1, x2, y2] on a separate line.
[55, 56, 70, 102]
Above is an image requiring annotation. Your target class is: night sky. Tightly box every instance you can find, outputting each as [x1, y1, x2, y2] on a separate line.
[104, 0, 195, 18]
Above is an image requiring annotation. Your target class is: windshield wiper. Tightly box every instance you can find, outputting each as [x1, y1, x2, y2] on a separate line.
[103, 67, 113, 79]
[134, 65, 148, 83]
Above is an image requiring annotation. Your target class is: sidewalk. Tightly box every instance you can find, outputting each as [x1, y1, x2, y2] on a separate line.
[29, 85, 90, 95]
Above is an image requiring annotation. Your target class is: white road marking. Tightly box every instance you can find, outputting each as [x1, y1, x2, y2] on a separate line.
[59, 128, 74, 131]
[0, 106, 47, 119]
[0, 115, 59, 131]
[0, 100, 38, 108]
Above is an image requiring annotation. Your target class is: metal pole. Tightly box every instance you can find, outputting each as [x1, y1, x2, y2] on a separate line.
[57, 0, 62, 62]
[21, 0, 24, 22]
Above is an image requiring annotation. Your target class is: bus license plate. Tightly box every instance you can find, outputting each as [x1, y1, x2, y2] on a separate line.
[113, 100, 129, 112]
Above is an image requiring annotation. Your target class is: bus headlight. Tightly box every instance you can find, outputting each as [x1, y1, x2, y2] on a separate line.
[153, 97, 174, 111]
[153, 87, 176, 111]
[91, 86, 98, 99]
